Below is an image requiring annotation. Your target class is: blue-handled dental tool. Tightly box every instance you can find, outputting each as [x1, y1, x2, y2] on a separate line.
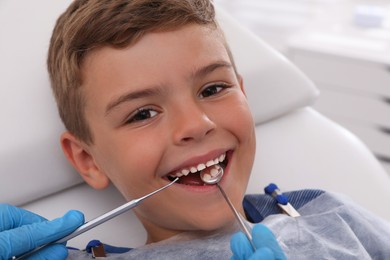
[265, 183, 300, 217]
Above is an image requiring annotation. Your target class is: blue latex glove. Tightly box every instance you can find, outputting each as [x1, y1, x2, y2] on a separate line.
[230, 224, 286, 260]
[0, 204, 84, 260]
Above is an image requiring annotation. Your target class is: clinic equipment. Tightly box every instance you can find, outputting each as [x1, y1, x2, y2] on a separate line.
[13, 178, 179, 260]
[265, 183, 300, 217]
[200, 167, 256, 251]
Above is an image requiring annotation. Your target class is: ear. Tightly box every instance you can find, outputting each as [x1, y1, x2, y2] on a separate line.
[61, 131, 110, 190]
[237, 74, 246, 96]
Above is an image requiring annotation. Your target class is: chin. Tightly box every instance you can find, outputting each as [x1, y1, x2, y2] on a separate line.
[185, 207, 238, 232]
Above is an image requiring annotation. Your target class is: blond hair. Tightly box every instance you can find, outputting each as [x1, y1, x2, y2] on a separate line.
[48, 0, 234, 143]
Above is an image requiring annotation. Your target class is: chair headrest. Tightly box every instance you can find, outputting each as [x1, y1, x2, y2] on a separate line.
[217, 8, 319, 125]
[0, 1, 318, 206]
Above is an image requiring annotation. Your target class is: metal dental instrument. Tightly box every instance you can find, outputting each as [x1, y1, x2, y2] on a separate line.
[13, 178, 179, 260]
[200, 167, 256, 252]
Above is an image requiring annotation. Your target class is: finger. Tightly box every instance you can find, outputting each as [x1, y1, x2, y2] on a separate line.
[32, 210, 85, 245]
[251, 224, 278, 249]
[0, 204, 46, 231]
[248, 247, 274, 260]
[252, 224, 286, 260]
[0, 210, 84, 258]
[230, 231, 253, 260]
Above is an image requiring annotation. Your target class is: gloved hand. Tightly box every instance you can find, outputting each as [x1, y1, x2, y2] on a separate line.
[0, 204, 84, 260]
[230, 224, 286, 260]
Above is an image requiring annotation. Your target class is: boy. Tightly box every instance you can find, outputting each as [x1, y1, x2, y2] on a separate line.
[1, 0, 283, 259]
[1, 0, 390, 259]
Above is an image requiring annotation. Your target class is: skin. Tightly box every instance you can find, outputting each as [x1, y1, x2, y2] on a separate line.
[61, 24, 256, 244]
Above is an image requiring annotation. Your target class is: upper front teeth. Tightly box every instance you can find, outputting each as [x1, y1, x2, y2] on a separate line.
[197, 164, 206, 171]
[170, 153, 226, 178]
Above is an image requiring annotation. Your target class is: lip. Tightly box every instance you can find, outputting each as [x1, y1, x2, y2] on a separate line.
[163, 150, 233, 192]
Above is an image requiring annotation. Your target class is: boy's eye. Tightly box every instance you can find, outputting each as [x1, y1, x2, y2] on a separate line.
[126, 108, 158, 124]
[199, 83, 230, 98]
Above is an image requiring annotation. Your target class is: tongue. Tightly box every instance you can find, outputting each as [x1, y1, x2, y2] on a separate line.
[179, 172, 204, 186]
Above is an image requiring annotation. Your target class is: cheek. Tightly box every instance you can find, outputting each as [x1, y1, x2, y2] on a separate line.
[224, 96, 256, 181]
[92, 129, 167, 199]
[223, 95, 255, 144]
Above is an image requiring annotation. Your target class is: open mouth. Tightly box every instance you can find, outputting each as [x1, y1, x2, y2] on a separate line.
[167, 152, 229, 186]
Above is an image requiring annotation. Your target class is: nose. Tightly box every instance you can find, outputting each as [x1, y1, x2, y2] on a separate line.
[171, 101, 216, 145]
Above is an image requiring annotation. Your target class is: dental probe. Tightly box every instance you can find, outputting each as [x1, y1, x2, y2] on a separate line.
[200, 167, 256, 252]
[13, 178, 179, 260]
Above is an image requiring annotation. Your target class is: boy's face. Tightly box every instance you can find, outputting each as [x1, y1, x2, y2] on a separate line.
[69, 24, 255, 242]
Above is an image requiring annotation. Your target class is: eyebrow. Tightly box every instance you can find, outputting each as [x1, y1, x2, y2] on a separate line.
[191, 60, 232, 79]
[105, 61, 233, 115]
[105, 87, 162, 116]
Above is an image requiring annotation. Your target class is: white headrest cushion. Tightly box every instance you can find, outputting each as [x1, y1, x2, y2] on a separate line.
[217, 8, 319, 124]
[0, 1, 318, 206]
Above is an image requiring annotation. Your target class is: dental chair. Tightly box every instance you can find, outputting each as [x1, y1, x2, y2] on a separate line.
[1, 0, 390, 249]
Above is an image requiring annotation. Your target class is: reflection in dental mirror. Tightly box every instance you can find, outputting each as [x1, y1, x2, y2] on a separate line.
[199, 164, 224, 184]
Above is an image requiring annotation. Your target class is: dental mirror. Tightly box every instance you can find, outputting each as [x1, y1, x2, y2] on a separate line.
[199, 164, 224, 184]
[200, 165, 256, 252]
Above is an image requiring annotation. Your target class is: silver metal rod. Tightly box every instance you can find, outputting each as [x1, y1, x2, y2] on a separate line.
[14, 178, 178, 260]
[217, 183, 256, 251]
[58, 179, 178, 243]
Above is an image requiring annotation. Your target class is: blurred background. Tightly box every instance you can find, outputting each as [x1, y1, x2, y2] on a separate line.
[216, 0, 390, 175]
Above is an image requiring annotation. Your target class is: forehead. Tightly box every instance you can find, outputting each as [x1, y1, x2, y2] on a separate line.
[81, 24, 230, 82]
[79, 24, 235, 120]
